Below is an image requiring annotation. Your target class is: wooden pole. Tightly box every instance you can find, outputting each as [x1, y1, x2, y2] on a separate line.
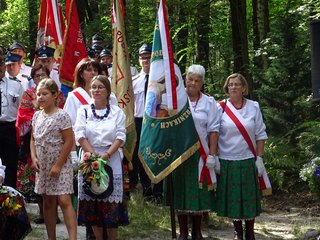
[167, 173, 176, 239]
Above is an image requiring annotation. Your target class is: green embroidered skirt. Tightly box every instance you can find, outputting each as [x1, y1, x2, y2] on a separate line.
[216, 158, 261, 219]
[165, 152, 216, 213]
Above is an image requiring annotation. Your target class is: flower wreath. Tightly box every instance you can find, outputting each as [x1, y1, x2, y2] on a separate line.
[79, 152, 113, 199]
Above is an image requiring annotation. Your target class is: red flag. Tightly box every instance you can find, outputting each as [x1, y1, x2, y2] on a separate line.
[46, 0, 64, 46]
[36, 0, 47, 49]
[59, 0, 88, 88]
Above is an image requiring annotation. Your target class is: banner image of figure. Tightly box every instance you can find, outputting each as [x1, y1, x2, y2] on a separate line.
[139, 1, 199, 184]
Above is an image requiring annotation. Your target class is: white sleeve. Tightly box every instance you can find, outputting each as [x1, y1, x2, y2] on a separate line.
[74, 106, 88, 142]
[207, 96, 220, 133]
[254, 101, 268, 140]
[115, 109, 126, 146]
[63, 92, 78, 126]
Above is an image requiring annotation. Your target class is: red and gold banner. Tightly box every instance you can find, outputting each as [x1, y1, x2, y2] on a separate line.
[59, 0, 87, 88]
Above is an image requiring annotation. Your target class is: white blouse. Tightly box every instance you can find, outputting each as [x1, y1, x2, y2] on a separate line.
[189, 92, 220, 144]
[74, 104, 126, 203]
[63, 87, 91, 126]
[217, 99, 268, 160]
[74, 104, 126, 148]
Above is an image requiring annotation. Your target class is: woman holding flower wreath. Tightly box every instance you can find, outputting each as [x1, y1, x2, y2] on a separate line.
[74, 75, 127, 240]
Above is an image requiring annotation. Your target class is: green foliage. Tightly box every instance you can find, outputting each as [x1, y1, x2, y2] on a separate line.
[0, 0, 30, 48]
[253, 3, 315, 191]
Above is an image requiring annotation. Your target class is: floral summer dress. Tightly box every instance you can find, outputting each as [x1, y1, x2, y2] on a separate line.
[32, 109, 73, 195]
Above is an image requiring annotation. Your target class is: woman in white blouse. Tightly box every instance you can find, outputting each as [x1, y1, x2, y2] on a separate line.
[216, 73, 268, 240]
[74, 75, 126, 240]
[172, 64, 220, 240]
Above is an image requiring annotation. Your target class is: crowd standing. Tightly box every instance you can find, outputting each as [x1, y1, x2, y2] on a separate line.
[0, 36, 268, 240]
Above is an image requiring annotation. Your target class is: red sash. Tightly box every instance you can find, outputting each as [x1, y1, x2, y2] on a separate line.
[219, 100, 272, 196]
[73, 91, 89, 105]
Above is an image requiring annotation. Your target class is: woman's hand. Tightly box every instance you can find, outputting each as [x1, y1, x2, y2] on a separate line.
[100, 152, 111, 161]
[50, 163, 62, 178]
[31, 158, 40, 172]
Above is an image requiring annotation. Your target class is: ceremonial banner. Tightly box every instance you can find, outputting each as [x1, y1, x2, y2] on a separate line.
[35, 0, 47, 49]
[139, 0, 199, 184]
[35, 0, 65, 72]
[59, 0, 87, 91]
[112, 0, 136, 167]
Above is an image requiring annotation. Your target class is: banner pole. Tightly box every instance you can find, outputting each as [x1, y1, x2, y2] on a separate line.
[168, 173, 177, 239]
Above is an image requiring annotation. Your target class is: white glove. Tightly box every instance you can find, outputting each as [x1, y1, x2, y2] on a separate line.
[71, 151, 79, 170]
[206, 155, 220, 174]
[255, 156, 266, 176]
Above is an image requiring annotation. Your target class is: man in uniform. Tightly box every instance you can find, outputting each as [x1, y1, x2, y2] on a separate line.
[0, 53, 24, 187]
[35, 45, 61, 89]
[131, 43, 163, 202]
[5, 52, 31, 90]
[9, 42, 32, 78]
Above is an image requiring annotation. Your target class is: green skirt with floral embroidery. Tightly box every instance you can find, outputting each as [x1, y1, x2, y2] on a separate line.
[164, 152, 216, 213]
[216, 158, 261, 219]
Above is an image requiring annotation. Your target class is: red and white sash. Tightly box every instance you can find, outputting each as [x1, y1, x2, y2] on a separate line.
[73, 90, 89, 105]
[189, 97, 216, 190]
[219, 100, 272, 196]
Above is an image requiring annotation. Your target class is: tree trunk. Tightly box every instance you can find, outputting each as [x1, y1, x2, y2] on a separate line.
[229, 0, 253, 97]
[253, 0, 269, 70]
[196, 0, 210, 70]
[27, 0, 38, 64]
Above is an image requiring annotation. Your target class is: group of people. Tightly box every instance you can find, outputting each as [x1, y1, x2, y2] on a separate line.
[0, 37, 268, 240]
[130, 42, 268, 240]
[170, 66, 268, 240]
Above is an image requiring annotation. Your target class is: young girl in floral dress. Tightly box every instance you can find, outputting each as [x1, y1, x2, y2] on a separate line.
[30, 78, 77, 240]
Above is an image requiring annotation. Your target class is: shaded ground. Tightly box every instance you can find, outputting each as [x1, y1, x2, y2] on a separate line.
[24, 190, 320, 239]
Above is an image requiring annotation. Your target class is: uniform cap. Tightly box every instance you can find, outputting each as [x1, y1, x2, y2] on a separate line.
[9, 42, 26, 52]
[5, 52, 22, 65]
[91, 44, 103, 53]
[139, 44, 152, 55]
[100, 49, 112, 58]
[92, 34, 104, 42]
[35, 46, 55, 59]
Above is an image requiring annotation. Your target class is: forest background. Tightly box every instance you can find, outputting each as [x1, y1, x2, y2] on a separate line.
[1, 0, 320, 197]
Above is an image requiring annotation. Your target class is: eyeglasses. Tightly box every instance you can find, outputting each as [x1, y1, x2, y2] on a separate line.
[227, 83, 242, 88]
[34, 73, 47, 79]
[91, 85, 106, 90]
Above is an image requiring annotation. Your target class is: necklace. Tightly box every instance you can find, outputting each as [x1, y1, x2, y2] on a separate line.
[230, 98, 244, 110]
[91, 103, 110, 120]
[191, 93, 201, 111]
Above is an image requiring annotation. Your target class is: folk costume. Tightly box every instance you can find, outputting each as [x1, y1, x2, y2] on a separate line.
[171, 92, 219, 213]
[74, 104, 128, 227]
[216, 99, 267, 239]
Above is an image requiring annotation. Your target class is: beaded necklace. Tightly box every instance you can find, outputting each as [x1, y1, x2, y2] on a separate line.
[230, 98, 244, 110]
[91, 103, 110, 120]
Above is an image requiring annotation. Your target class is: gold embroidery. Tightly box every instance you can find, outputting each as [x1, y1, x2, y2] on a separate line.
[145, 147, 172, 165]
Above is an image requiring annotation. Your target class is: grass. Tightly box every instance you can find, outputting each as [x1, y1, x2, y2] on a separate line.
[118, 186, 229, 239]
[118, 190, 173, 239]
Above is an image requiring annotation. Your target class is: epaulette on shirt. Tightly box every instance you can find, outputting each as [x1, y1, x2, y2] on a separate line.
[9, 77, 21, 83]
[132, 73, 141, 81]
[21, 74, 32, 81]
